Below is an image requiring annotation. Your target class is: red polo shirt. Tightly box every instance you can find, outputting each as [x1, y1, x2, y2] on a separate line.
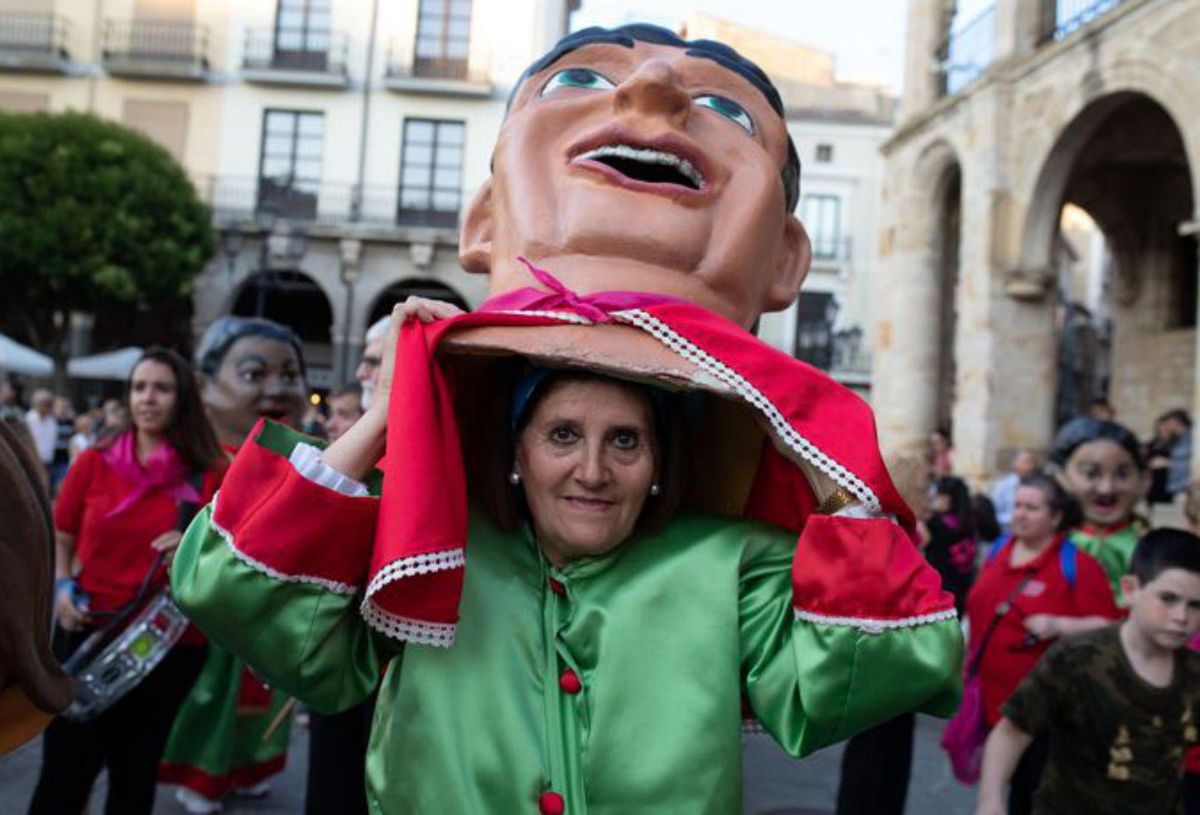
[54, 448, 225, 616]
[966, 536, 1119, 726]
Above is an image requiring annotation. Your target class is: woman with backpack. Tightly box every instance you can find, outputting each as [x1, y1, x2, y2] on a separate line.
[963, 474, 1120, 814]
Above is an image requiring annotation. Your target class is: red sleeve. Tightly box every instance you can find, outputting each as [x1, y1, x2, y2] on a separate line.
[53, 450, 97, 536]
[1074, 550, 1122, 619]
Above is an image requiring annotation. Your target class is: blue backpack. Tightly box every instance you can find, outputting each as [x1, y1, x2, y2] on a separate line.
[986, 536, 1077, 587]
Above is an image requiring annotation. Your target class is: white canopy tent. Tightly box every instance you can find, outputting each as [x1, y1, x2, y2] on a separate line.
[0, 333, 53, 377]
[67, 347, 144, 381]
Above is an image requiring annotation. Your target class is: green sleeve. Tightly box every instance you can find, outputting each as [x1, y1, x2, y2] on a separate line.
[172, 504, 399, 714]
[739, 520, 963, 756]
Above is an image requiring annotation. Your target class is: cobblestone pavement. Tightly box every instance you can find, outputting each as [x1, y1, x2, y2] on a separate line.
[0, 714, 973, 814]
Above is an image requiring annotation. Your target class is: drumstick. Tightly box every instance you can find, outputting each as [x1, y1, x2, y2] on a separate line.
[262, 697, 296, 743]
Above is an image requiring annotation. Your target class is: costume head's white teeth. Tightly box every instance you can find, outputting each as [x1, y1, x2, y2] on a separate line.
[575, 143, 704, 188]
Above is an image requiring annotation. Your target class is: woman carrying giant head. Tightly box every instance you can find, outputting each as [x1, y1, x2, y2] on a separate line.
[171, 25, 962, 813]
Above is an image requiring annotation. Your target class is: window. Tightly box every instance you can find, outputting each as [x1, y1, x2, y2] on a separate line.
[258, 109, 323, 219]
[272, 0, 330, 71]
[793, 292, 839, 370]
[815, 143, 833, 163]
[414, 0, 471, 79]
[800, 194, 842, 260]
[397, 119, 464, 228]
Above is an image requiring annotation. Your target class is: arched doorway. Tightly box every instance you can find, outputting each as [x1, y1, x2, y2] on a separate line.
[1025, 92, 1196, 435]
[367, 278, 469, 327]
[934, 163, 962, 436]
[232, 270, 334, 388]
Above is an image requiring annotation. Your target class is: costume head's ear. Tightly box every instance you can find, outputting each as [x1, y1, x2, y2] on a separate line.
[762, 214, 811, 312]
[460, 179, 494, 276]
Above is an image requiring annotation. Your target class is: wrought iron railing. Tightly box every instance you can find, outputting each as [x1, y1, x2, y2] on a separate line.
[936, 3, 996, 97]
[0, 11, 69, 58]
[383, 43, 489, 85]
[102, 18, 208, 68]
[200, 176, 461, 230]
[242, 28, 348, 76]
[1040, 0, 1123, 42]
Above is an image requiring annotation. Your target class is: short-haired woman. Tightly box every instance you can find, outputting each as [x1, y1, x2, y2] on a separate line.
[28, 348, 225, 815]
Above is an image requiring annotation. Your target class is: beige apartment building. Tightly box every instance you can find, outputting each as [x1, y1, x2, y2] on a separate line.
[0, 0, 573, 387]
[875, 0, 1200, 480]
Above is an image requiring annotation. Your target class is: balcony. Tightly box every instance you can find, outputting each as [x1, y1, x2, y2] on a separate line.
[383, 45, 489, 97]
[102, 18, 209, 81]
[1039, 0, 1124, 43]
[936, 3, 996, 97]
[200, 176, 461, 234]
[241, 28, 349, 88]
[0, 12, 70, 74]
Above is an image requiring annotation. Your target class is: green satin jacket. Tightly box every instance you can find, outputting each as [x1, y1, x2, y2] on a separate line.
[172, 426, 961, 814]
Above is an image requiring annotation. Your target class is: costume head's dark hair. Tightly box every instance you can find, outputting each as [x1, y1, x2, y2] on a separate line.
[1018, 473, 1082, 532]
[511, 23, 801, 214]
[1131, 527, 1200, 584]
[124, 347, 222, 473]
[194, 316, 306, 380]
[1049, 416, 1144, 470]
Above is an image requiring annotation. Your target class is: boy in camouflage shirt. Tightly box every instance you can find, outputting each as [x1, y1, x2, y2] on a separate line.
[976, 528, 1200, 815]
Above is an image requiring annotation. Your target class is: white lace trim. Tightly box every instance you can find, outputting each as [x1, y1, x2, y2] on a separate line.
[209, 491, 358, 596]
[360, 548, 466, 646]
[834, 504, 896, 522]
[364, 548, 466, 598]
[289, 442, 370, 498]
[611, 308, 883, 513]
[485, 309, 595, 325]
[793, 607, 958, 635]
[360, 599, 457, 648]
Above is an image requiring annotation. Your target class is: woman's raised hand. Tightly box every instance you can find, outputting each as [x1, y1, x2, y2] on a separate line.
[369, 298, 465, 420]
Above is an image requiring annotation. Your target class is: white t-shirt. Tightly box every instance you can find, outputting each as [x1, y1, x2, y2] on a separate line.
[25, 410, 56, 464]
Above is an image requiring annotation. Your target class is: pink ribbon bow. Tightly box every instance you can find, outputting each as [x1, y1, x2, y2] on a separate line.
[478, 256, 686, 321]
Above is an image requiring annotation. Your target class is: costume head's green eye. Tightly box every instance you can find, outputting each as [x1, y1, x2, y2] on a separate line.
[540, 67, 616, 96]
[695, 95, 754, 134]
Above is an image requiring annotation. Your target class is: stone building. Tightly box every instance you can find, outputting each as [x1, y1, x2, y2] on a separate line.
[0, 0, 573, 388]
[875, 0, 1200, 481]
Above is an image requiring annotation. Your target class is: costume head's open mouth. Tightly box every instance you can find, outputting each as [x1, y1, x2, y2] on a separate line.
[575, 144, 704, 190]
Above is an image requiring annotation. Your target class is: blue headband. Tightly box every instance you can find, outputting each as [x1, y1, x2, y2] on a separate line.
[510, 367, 675, 442]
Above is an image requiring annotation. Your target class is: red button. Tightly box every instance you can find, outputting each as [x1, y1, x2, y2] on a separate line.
[559, 669, 581, 695]
[538, 791, 565, 814]
[548, 578, 566, 596]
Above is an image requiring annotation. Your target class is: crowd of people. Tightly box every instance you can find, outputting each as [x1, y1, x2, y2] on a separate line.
[834, 406, 1200, 815]
[0, 313, 387, 815]
[5, 20, 1200, 815]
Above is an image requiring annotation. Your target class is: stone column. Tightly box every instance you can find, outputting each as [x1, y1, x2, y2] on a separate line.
[872, 159, 945, 457]
[900, 0, 955, 122]
[993, 0, 1046, 62]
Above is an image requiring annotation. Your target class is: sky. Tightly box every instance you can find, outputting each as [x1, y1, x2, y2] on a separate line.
[571, 0, 910, 93]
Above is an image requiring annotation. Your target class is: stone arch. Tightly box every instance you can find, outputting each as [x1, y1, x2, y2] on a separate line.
[231, 269, 336, 386]
[366, 278, 470, 327]
[1020, 55, 1200, 273]
[1020, 82, 1196, 432]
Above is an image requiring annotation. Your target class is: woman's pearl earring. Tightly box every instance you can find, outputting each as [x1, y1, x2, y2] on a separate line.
[649, 483, 661, 497]
[509, 470, 521, 486]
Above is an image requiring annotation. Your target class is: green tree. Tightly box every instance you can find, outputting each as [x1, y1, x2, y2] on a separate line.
[0, 111, 213, 369]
